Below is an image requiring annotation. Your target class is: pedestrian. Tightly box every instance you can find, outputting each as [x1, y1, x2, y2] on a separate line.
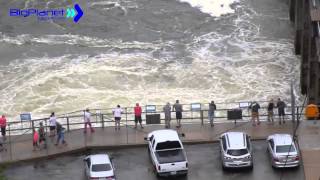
[49, 112, 56, 137]
[173, 100, 183, 128]
[84, 108, 95, 133]
[249, 101, 261, 126]
[55, 122, 67, 146]
[305, 101, 319, 120]
[0, 115, 7, 141]
[38, 122, 46, 149]
[208, 101, 216, 127]
[112, 105, 123, 131]
[276, 98, 286, 124]
[163, 102, 171, 128]
[134, 103, 143, 129]
[267, 99, 275, 123]
[33, 129, 39, 151]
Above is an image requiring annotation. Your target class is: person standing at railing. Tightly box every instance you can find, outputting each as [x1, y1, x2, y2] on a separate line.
[134, 103, 144, 129]
[113, 105, 123, 131]
[208, 101, 216, 127]
[38, 122, 46, 149]
[55, 122, 67, 146]
[84, 108, 95, 134]
[163, 102, 171, 128]
[276, 98, 286, 124]
[249, 101, 261, 126]
[267, 99, 275, 123]
[173, 100, 183, 128]
[33, 128, 39, 151]
[0, 115, 7, 141]
[49, 112, 57, 137]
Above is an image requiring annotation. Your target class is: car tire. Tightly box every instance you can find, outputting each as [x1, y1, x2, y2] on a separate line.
[249, 165, 253, 170]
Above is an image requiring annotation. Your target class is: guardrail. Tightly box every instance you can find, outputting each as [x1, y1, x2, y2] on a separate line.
[6, 104, 306, 136]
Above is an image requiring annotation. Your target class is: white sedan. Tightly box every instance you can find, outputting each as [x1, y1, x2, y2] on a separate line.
[84, 154, 116, 180]
[267, 134, 300, 168]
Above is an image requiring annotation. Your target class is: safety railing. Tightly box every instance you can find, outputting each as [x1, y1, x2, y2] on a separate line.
[5, 103, 306, 136]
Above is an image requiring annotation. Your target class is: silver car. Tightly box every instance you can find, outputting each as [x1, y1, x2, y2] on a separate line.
[267, 134, 300, 168]
[219, 132, 253, 170]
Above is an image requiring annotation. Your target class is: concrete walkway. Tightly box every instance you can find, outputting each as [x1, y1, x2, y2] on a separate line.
[0, 120, 319, 180]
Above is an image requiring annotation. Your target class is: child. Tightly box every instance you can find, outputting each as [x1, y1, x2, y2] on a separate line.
[33, 129, 39, 151]
[38, 122, 46, 149]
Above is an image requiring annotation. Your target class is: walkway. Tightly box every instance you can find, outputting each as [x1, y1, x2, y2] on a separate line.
[0, 120, 319, 180]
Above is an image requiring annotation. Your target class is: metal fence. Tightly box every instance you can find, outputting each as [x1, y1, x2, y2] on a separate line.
[6, 102, 306, 136]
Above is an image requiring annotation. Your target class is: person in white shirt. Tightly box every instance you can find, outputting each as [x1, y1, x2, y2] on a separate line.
[112, 105, 123, 131]
[84, 108, 95, 133]
[49, 112, 57, 137]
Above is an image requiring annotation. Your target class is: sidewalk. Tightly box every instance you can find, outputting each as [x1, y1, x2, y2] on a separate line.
[0, 120, 318, 180]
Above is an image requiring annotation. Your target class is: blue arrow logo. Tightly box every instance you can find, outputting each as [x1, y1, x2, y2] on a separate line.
[66, 4, 83, 23]
[74, 4, 83, 23]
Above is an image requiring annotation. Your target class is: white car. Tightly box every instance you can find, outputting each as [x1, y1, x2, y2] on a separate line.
[145, 129, 188, 177]
[219, 132, 253, 170]
[84, 154, 116, 180]
[267, 134, 300, 168]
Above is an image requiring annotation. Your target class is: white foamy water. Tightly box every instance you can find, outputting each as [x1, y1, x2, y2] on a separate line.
[0, 0, 301, 120]
[177, 0, 240, 17]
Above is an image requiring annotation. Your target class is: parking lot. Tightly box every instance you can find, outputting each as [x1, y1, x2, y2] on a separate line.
[5, 141, 304, 180]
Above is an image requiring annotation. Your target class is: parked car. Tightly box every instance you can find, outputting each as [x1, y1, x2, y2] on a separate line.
[219, 132, 253, 170]
[145, 129, 188, 177]
[267, 134, 300, 168]
[84, 154, 116, 180]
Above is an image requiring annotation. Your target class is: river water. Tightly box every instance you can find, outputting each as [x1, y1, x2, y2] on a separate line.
[0, 0, 300, 119]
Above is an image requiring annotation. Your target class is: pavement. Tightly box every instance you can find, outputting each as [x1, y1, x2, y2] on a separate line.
[4, 142, 304, 180]
[0, 120, 320, 180]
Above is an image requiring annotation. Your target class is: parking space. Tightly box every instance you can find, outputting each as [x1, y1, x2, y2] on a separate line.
[5, 141, 304, 180]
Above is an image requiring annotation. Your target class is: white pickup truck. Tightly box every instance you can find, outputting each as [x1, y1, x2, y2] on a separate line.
[145, 129, 188, 177]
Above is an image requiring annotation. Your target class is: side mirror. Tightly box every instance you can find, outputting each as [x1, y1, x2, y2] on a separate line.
[180, 133, 185, 138]
[83, 158, 87, 162]
[144, 137, 148, 141]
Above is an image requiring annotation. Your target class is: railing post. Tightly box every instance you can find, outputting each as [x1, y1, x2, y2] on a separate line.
[31, 120, 34, 131]
[8, 123, 12, 161]
[101, 114, 104, 129]
[296, 107, 300, 124]
[125, 108, 128, 144]
[200, 110, 204, 126]
[67, 117, 70, 132]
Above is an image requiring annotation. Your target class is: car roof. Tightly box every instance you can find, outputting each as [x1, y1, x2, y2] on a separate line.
[149, 130, 180, 143]
[269, 134, 293, 146]
[223, 132, 247, 149]
[89, 154, 111, 164]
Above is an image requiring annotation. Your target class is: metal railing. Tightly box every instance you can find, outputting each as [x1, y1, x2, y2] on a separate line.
[6, 103, 307, 136]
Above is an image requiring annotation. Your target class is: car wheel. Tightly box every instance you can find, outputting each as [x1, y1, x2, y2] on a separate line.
[249, 165, 253, 170]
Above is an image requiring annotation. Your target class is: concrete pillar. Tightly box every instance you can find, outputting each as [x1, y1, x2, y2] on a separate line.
[300, 0, 311, 95]
[294, 0, 303, 55]
[289, 0, 296, 22]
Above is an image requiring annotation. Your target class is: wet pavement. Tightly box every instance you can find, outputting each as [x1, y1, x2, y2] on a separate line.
[5, 141, 303, 180]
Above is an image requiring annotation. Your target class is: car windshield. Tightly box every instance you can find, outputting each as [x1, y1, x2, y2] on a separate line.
[227, 149, 248, 156]
[276, 145, 296, 153]
[92, 164, 112, 172]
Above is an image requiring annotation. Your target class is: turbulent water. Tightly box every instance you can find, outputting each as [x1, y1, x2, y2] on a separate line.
[0, 0, 300, 119]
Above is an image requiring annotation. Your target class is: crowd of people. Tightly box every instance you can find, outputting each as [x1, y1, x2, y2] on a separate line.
[0, 98, 319, 151]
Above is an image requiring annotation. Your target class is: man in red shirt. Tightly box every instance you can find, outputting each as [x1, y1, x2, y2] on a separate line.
[134, 103, 143, 129]
[0, 115, 7, 140]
